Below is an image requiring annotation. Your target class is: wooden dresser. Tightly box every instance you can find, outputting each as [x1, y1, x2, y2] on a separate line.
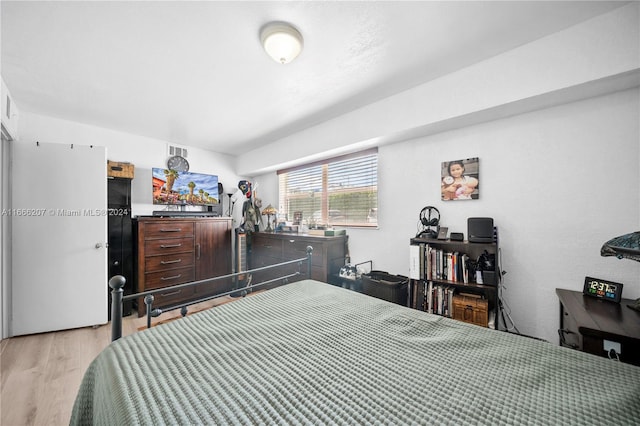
[134, 217, 232, 316]
[250, 232, 347, 286]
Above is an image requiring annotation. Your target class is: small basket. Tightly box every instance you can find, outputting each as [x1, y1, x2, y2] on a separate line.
[107, 161, 135, 179]
[452, 295, 488, 327]
[361, 271, 408, 305]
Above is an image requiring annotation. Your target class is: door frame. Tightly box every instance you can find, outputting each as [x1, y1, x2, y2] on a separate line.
[0, 133, 11, 339]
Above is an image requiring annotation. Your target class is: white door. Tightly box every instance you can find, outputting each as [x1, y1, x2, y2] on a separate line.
[11, 142, 107, 336]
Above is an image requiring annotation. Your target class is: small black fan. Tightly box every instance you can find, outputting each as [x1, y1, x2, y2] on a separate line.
[416, 206, 440, 238]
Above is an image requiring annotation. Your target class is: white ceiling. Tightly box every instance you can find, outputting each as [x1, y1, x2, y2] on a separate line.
[1, 1, 626, 156]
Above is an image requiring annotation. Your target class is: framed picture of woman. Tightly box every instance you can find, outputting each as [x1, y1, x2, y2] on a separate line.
[441, 157, 479, 200]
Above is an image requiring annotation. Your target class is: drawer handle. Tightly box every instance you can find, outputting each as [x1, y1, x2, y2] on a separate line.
[159, 228, 182, 232]
[160, 259, 182, 265]
[160, 274, 182, 281]
[160, 289, 182, 297]
[160, 243, 182, 249]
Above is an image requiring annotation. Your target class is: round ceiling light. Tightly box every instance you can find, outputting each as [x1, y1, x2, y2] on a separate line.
[260, 22, 303, 64]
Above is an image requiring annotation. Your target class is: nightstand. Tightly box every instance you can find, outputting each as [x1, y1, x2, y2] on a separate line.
[556, 288, 640, 366]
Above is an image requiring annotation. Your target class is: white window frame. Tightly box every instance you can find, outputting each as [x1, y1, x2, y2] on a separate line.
[278, 148, 378, 228]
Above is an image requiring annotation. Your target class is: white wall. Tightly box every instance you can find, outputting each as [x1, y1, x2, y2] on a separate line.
[248, 4, 640, 344]
[1, 78, 20, 141]
[17, 113, 248, 226]
[389, 89, 639, 342]
[253, 88, 640, 345]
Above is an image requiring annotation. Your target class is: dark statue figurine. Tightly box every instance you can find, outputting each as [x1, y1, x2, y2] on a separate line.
[237, 180, 261, 233]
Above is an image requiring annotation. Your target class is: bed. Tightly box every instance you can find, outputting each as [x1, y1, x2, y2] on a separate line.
[72, 261, 640, 425]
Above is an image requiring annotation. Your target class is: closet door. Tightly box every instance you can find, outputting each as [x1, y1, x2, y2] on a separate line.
[11, 142, 107, 336]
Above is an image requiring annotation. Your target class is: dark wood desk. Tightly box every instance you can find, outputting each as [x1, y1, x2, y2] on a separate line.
[556, 288, 640, 366]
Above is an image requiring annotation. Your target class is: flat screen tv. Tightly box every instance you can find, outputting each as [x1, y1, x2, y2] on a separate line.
[152, 168, 219, 206]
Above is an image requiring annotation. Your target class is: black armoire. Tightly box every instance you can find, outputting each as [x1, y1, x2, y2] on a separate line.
[108, 177, 134, 317]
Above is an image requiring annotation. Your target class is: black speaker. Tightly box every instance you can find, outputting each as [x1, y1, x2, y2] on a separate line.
[450, 232, 464, 241]
[468, 217, 494, 243]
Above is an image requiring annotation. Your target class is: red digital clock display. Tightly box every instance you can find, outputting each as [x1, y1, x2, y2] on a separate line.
[583, 276, 623, 303]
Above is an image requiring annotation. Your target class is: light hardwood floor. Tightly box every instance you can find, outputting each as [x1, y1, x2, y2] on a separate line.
[0, 297, 230, 426]
[0, 318, 136, 425]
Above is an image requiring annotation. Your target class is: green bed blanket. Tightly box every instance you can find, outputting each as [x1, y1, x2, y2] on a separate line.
[71, 280, 640, 425]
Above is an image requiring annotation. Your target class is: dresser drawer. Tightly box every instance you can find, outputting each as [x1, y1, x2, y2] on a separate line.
[309, 266, 326, 282]
[251, 254, 302, 289]
[144, 221, 194, 239]
[283, 238, 323, 266]
[252, 253, 282, 268]
[145, 252, 195, 272]
[248, 232, 347, 287]
[145, 266, 195, 290]
[145, 237, 194, 256]
[135, 217, 233, 317]
[252, 237, 283, 258]
[148, 285, 196, 308]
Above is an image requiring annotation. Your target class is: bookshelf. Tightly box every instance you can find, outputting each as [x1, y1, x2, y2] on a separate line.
[409, 236, 501, 329]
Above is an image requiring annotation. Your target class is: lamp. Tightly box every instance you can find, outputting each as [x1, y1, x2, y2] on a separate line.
[601, 231, 640, 261]
[262, 204, 278, 232]
[226, 191, 236, 216]
[600, 231, 640, 312]
[260, 22, 303, 64]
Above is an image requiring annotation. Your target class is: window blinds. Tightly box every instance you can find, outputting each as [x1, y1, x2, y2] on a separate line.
[278, 149, 378, 227]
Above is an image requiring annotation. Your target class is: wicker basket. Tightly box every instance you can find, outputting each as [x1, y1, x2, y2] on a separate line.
[107, 161, 135, 179]
[452, 295, 488, 327]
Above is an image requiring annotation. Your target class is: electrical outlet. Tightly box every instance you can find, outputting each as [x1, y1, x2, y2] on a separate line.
[603, 339, 621, 354]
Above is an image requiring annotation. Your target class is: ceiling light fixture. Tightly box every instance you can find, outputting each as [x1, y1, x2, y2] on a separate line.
[260, 22, 303, 64]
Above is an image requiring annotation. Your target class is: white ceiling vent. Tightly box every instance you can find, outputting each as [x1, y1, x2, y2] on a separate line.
[167, 144, 188, 158]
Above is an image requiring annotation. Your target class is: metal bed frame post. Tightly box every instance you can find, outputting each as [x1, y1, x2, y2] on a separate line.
[109, 245, 314, 342]
[144, 295, 155, 330]
[109, 275, 125, 341]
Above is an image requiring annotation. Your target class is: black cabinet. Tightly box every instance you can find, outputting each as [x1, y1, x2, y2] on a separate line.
[108, 177, 134, 317]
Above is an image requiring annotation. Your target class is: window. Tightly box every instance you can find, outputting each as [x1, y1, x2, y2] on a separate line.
[278, 148, 378, 227]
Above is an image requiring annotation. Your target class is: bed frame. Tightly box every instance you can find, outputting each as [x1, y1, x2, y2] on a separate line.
[74, 244, 640, 425]
[109, 245, 314, 341]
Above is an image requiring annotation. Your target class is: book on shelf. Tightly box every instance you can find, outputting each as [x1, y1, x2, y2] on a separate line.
[413, 246, 474, 285]
[408, 280, 455, 317]
[409, 236, 499, 328]
[409, 244, 421, 280]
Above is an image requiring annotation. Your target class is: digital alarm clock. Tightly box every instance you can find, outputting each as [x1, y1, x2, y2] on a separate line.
[582, 276, 623, 303]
